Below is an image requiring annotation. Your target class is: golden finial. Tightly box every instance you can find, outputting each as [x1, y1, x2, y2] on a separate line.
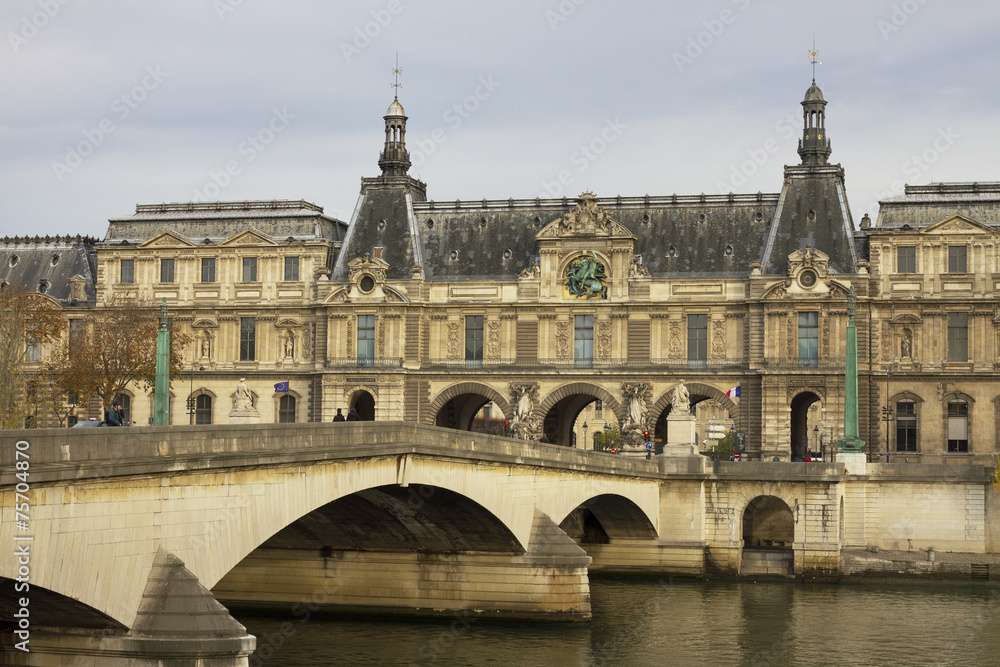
[807, 36, 821, 83]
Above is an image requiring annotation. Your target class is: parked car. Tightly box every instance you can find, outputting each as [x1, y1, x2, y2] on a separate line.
[72, 419, 106, 428]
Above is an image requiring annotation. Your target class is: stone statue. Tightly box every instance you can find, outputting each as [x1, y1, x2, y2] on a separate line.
[624, 383, 648, 428]
[201, 336, 210, 358]
[234, 378, 253, 411]
[671, 380, 690, 414]
[514, 385, 533, 424]
[901, 331, 911, 359]
[284, 334, 294, 358]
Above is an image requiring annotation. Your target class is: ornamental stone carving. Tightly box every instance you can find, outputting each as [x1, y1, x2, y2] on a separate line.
[597, 321, 612, 359]
[447, 321, 460, 359]
[487, 320, 501, 359]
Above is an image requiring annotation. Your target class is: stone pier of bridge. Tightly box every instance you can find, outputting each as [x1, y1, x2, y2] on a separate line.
[0, 422, 995, 665]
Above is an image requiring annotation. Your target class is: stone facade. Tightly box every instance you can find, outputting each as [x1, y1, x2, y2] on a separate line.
[3, 83, 1000, 464]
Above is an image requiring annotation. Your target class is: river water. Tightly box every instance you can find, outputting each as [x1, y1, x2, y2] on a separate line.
[235, 578, 1000, 666]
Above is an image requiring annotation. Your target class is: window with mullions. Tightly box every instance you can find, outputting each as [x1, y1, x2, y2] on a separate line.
[357, 315, 376, 365]
[574, 315, 594, 367]
[160, 258, 175, 283]
[278, 395, 296, 423]
[895, 400, 916, 452]
[284, 256, 300, 281]
[195, 394, 212, 425]
[947, 313, 968, 362]
[465, 316, 484, 366]
[948, 245, 967, 273]
[239, 317, 256, 361]
[201, 258, 216, 283]
[897, 246, 916, 273]
[242, 257, 258, 282]
[687, 314, 707, 366]
[120, 259, 134, 283]
[798, 312, 819, 366]
[947, 400, 968, 452]
[594, 399, 603, 419]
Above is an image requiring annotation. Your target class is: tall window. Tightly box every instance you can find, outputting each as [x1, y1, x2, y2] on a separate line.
[201, 258, 216, 283]
[687, 314, 708, 365]
[68, 319, 85, 360]
[242, 257, 258, 282]
[896, 400, 916, 452]
[284, 256, 300, 281]
[465, 316, 484, 366]
[120, 259, 135, 283]
[948, 245, 967, 273]
[947, 313, 968, 362]
[798, 312, 819, 366]
[160, 259, 175, 283]
[239, 317, 256, 361]
[574, 315, 594, 367]
[594, 399, 603, 419]
[357, 315, 376, 365]
[947, 400, 968, 452]
[897, 247, 916, 273]
[195, 394, 212, 425]
[278, 395, 296, 423]
[25, 338, 39, 362]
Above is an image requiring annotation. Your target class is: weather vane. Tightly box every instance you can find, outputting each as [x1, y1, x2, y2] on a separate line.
[807, 37, 821, 83]
[391, 53, 402, 97]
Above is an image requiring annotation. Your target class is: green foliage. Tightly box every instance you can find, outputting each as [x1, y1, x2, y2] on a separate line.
[0, 286, 64, 428]
[592, 423, 620, 451]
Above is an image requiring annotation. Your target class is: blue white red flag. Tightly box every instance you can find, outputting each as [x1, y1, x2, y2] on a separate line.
[726, 386, 740, 398]
[274, 381, 290, 393]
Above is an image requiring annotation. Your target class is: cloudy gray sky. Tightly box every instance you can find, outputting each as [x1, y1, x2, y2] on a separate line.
[2, 0, 998, 239]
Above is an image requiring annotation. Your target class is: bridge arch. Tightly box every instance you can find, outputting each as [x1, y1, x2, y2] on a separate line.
[428, 382, 510, 431]
[557, 493, 658, 544]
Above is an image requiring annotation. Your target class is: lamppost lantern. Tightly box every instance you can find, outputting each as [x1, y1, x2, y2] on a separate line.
[582, 421, 588, 449]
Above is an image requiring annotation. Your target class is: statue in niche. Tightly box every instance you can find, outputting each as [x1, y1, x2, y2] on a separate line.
[234, 378, 253, 411]
[284, 334, 294, 358]
[901, 330, 912, 359]
[201, 336, 210, 358]
[671, 380, 690, 415]
[565, 252, 607, 299]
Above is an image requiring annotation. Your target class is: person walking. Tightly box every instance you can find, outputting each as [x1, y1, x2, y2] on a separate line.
[346, 408, 360, 421]
[332, 408, 346, 422]
[106, 402, 124, 426]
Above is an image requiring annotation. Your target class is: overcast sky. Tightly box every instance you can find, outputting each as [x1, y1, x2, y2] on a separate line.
[2, 0, 998, 239]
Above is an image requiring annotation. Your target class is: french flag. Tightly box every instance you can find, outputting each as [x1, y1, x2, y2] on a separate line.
[726, 386, 741, 398]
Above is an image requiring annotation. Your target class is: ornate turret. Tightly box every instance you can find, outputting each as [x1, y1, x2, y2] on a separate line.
[378, 95, 411, 177]
[797, 79, 832, 166]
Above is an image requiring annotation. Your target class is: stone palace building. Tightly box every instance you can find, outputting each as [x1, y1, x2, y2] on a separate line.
[3, 79, 999, 464]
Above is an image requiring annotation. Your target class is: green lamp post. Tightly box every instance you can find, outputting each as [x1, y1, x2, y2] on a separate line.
[152, 298, 170, 426]
[838, 287, 865, 452]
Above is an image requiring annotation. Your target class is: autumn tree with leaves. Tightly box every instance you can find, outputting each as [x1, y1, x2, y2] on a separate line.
[49, 295, 190, 417]
[0, 285, 65, 428]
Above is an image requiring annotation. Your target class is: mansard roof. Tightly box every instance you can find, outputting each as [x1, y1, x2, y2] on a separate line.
[0, 235, 97, 302]
[876, 182, 1000, 229]
[103, 200, 348, 245]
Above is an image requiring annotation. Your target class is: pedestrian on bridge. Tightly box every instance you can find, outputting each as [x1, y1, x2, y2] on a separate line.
[332, 409, 346, 422]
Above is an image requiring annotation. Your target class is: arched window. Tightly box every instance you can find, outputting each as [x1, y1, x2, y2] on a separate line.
[195, 394, 212, 425]
[278, 395, 296, 423]
[896, 400, 916, 452]
[947, 400, 968, 452]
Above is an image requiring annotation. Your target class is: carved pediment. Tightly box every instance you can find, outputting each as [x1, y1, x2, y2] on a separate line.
[191, 318, 218, 329]
[890, 313, 922, 325]
[762, 282, 787, 299]
[537, 193, 634, 239]
[922, 214, 992, 235]
[219, 229, 278, 246]
[138, 231, 196, 248]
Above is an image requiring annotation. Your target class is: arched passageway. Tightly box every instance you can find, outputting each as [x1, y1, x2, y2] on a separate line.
[351, 390, 376, 421]
[435, 392, 491, 431]
[542, 394, 600, 446]
[790, 392, 821, 460]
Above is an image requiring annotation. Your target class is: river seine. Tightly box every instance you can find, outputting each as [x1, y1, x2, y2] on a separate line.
[235, 578, 1000, 666]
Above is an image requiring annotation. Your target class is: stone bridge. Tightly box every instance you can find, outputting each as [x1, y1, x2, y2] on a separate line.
[0, 422, 995, 666]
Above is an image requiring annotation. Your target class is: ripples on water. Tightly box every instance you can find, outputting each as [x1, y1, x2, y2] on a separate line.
[236, 579, 1000, 666]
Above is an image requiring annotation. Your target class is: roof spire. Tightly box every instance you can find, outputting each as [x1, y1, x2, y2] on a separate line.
[391, 53, 402, 100]
[807, 37, 821, 84]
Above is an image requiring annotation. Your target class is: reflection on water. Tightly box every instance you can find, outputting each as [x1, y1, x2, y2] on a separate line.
[235, 579, 1000, 666]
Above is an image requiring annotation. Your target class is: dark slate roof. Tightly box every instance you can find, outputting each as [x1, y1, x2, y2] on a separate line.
[103, 200, 347, 244]
[0, 235, 97, 302]
[876, 182, 1000, 228]
[763, 165, 857, 274]
[341, 193, 780, 281]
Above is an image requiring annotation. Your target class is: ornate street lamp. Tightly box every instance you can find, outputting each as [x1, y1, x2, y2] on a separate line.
[582, 421, 588, 450]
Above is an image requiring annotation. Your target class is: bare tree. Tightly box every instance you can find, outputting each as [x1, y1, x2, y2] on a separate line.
[49, 295, 190, 416]
[0, 285, 64, 428]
